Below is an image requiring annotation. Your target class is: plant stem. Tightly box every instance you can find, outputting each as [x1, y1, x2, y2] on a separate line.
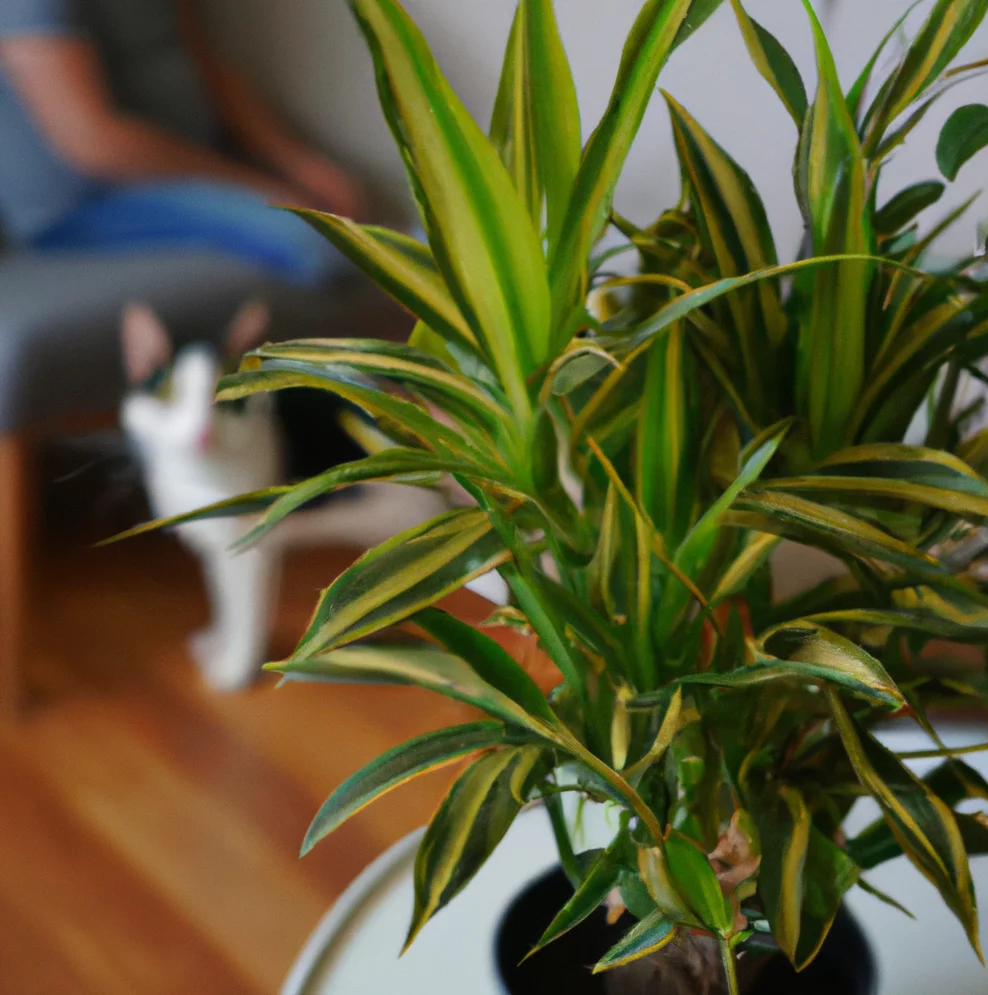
[544, 791, 582, 888]
[720, 938, 741, 995]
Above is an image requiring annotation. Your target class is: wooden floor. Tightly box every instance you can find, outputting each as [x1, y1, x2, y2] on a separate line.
[0, 531, 482, 995]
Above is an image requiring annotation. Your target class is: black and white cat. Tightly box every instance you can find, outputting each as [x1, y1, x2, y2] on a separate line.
[119, 301, 449, 690]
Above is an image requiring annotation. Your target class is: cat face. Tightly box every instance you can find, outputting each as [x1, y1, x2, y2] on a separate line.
[119, 300, 271, 454]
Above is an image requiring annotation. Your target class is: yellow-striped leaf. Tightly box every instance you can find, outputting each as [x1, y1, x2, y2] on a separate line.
[301, 721, 510, 855]
[233, 449, 510, 551]
[283, 213, 476, 351]
[637, 320, 698, 548]
[525, 0, 582, 253]
[412, 608, 557, 723]
[756, 785, 811, 962]
[867, 0, 988, 144]
[252, 339, 506, 420]
[98, 486, 289, 545]
[549, 0, 721, 350]
[291, 509, 511, 656]
[729, 491, 947, 580]
[271, 643, 554, 738]
[758, 622, 904, 708]
[490, 5, 540, 221]
[352, 0, 551, 411]
[729, 0, 807, 127]
[829, 690, 982, 961]
[758, 475, 988, 520]
[217, 368, 489, 462]
[593, 910, 678, 973]
[796, 0, 873, 456]
[530, 834, 627, 957]
[665, 92, 787, 371]
[407, 749, 527, 947]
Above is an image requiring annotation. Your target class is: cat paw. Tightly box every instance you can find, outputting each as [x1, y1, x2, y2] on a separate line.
[188, 628, 220, 670]
[201, 652, 261, 693]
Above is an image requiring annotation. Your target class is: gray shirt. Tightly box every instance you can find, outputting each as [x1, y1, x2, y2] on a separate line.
[0, 0, 221, 241]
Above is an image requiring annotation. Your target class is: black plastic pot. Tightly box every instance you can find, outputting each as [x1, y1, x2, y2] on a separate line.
[495, 867, 876, 995]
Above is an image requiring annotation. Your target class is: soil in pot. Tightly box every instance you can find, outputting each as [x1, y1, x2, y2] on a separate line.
[496, 868, 876, 995]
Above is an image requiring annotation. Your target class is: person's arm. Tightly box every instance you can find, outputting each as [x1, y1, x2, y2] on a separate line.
[0, 34, 299, 202]
[178, 0, 366, 219]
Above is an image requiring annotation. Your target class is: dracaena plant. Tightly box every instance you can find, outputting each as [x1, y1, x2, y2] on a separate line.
[117, 0, 988, 991]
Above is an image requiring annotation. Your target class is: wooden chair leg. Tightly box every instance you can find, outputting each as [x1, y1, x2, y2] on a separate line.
[0, 433, 36, 720]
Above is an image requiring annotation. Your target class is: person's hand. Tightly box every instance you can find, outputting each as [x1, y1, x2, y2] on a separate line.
[288, 153, 368, 220]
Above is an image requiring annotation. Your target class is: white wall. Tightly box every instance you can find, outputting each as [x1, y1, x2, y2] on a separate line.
[202, 0, 988, 257]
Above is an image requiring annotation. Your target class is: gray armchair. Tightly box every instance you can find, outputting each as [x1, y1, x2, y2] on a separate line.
[0, 245, 404, 717]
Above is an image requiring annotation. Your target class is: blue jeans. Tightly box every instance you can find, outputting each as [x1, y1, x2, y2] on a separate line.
[32, 180, 346, 288]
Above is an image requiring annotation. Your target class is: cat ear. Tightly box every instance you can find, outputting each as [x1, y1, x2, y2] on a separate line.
[121, 303, 173, 385]
[226, 299, 271, 359]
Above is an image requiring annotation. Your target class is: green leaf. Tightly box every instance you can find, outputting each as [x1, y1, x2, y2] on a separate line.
[709, 532, 780, 604]
[856, 878, 915, 919]
[665, 829, 733, 934]
[758, 475, 988, 521]
[615, 253, 906, 353]
[503, 567, 590, 708]
[671, 0, 724, 50]
[525, 0, 582, 253]
[874, 181, 946, 235]
[652, 420, 788, 645]
[549, 0, 721, 348]
[301, 721, 509, 855]
[637, 320, 698, 548]
[759, 808, 861, 971]
[760, 622, 903, 706]
[729, 0, 807, 127]
[625, 686, 684, 781]
[252, 340, 505, 420]
[812, 583, 988, 643]
[847, 1, 924, 124]
[271, 643, 553, 737]
[407, 749, 525, 947]
[291, 510, 511, 657]
[937, 103, 988, 180]
[411, 608, 557, 723]
[796, 0, 873, 455]
[593, 910, 678, 973]
[676, 420, 789, 578]
[529, 835, 626, 956]
[729, 491, 948, 580]
[756, 785, 811, 963]
[795, 827, 860, 969]
[868, 0, 988, 140]
[98, 487, 289, 545]
[829, 690, 982, 961]
[664, 90, 786, 396]
[351, 0, 551, 411]
[282, 213, 476, 351]
[490, 6, 540, 221]
[633, 621, 904, 709]
[850, 758, 988, 869]
[217, 368, 489, 463]
[234, 449, 500, 551]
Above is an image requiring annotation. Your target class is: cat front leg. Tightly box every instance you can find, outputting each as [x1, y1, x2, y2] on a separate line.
[195, 542, 281, 691]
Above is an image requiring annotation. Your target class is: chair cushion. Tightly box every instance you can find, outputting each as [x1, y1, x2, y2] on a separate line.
[0, 249, 407, 432]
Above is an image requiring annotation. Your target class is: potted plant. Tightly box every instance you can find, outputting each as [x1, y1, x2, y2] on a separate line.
[122, 0, 988, 991]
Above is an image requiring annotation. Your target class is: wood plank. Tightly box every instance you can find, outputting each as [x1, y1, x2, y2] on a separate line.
[0, 517, 510, 995]
[0, 433, 35, 719]
[0, 743, 256, 995]
[12, 704, 330, 995]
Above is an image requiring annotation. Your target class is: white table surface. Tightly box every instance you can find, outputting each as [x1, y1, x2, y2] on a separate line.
[284, 723, 988, 995]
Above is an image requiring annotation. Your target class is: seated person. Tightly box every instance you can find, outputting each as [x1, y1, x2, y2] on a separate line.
[0, 0, 364, 286]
